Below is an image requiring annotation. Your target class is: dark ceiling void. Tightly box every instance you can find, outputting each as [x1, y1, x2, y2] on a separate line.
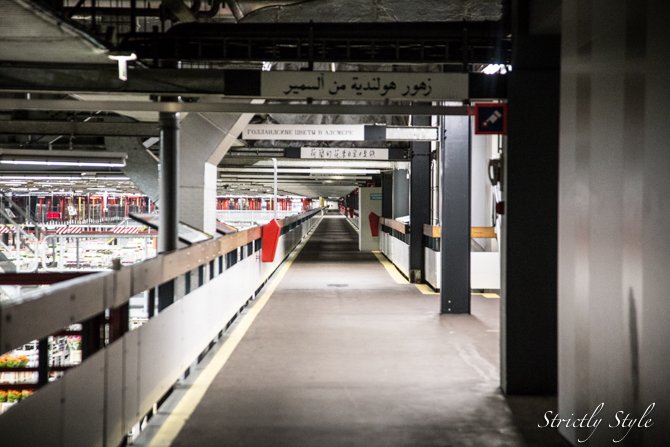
[120, 21, 510, 67]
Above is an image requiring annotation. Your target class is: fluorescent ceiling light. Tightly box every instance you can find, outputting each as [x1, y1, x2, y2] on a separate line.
[220, 168, 380, 175]
[0, 149, 127, 168]
[0, 175, 130, 181]
[1, 160, 125, 167]
[482, 64, 511, 75]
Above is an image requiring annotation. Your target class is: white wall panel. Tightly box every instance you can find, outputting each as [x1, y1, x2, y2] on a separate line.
[0, 378, 64, 447]
[123, 329, 140, 431]
[137, 300, 184, 413]
[62, 349, 105, 447]
[105, 339, 125, 446]
[425, 247, 441, 289]
[471, 252, 500, 289]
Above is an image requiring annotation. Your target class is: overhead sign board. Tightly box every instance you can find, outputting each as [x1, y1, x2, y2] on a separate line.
[261, 72, 468, 101]
[474, 103, 507, 135]
[243, 124, 364, 141]
[300, 147, 389, 160]
[243, 125, 439, 142]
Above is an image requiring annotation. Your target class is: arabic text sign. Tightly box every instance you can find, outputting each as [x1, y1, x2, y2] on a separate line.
[243, 125, 365, 141]
[261, 72, 468, 100]
[300, 147, 389, 160]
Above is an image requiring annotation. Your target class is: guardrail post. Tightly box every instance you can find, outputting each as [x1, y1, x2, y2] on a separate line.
[148, 287, 156, 317]
[81, 313, 106, 360]
[37, 337, 49, 388]
[158, 281, 175, 312]
[109, 304, 129, 343]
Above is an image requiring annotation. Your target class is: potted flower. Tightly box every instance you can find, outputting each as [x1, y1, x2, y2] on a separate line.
[21, 390, 32, 401]
[7, 390, 20, 403]
[69, 337, 82, 351]
[6, 356, 19, 368]
[0, 355, 7, 368]
[0, 391, 7, 403]
[18, 355, 29, 368]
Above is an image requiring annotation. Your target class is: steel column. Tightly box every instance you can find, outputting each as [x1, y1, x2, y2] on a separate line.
[392, 169, 409, 219]
[440, 115, 471, 314]
[501, 68, 560, 395]
[158, 110, 179, 311]
[381, 173, 393, 218]
[158, 111, 179, 253]
[409, 115, 432, 283]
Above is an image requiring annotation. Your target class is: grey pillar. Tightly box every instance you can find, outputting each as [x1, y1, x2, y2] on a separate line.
[158, 111, 179, 253]
[381, 173, 393, 218]
[409, 115, 432, 283]
[158, 111, 179, 311]
[500, 0, 559, 395]
[392, 168, 409, 218]
[440, 115, 471, 314]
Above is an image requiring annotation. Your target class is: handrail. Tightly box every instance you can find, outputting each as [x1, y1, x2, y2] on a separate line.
[421, 225, 498, 239]
[0, 208, 324, 354]
[471, 227, 497, 238]
[278, 208, 321, 227]
[423, 224, 440, 238]
[379, 217, 409, 234]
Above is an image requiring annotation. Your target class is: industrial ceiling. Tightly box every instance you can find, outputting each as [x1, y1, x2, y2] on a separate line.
[0, 0, 507, 199]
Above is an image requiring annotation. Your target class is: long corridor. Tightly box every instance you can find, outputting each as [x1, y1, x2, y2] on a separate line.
[145, 213, 564, 447]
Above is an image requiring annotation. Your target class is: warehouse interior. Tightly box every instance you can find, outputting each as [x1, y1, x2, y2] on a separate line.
[0, 0, 668, 446]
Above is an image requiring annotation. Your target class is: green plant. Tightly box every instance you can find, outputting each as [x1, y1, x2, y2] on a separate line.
[7, 390, 20, 403]
[0, 391, 7, 402]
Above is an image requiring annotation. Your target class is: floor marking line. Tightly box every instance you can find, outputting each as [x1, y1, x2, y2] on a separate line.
[414, 283, 439, 295]
[371, 250, 409, 285]
[474, 293, 500, 299]
[147, 217, 323, 447]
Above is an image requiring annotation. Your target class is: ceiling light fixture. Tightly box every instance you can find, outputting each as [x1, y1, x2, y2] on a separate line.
[0, 150, 127, 168]
[108, 52, 137, 81]
[0, 175, 130, 181]
[482, 64, 511, 75]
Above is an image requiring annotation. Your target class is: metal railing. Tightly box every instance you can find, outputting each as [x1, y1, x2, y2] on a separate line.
[216, 209, 299, 223]
[0, 208, 324, 447]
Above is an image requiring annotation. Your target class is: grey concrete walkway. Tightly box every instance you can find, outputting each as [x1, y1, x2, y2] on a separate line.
[167, 213, 568, 447]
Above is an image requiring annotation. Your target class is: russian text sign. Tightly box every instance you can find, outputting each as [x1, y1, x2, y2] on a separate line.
[243, 124, 365, 141]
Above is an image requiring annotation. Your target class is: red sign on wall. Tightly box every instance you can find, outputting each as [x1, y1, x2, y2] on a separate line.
[474, 103, 507, 135]
[47, 212, 61, 219]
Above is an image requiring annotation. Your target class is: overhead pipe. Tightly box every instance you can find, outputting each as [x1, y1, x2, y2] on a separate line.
[225, 0, 245, 20]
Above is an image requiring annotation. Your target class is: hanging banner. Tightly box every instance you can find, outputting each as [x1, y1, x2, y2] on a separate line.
[261, 72, 468, 101]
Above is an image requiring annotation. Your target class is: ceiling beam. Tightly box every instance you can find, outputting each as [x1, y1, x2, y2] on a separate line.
[0, 98, 470, 116]
[0, 120, 158, 137]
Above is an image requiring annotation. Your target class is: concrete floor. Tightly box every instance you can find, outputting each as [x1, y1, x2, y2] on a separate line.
[160, 213, 570, 447]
